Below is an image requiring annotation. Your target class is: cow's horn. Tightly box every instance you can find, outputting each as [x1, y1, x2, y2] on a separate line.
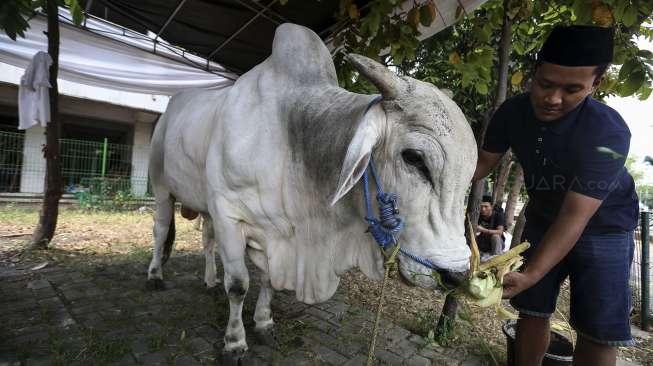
[346, 53, 404, 100]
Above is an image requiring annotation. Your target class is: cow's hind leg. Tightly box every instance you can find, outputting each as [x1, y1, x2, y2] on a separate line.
[254, 270, 278, 347]
[211, 214, 249, 364]
[202, 214, 220, 293]
[247, 245, 277, 347]
[146, 193, 175, 291]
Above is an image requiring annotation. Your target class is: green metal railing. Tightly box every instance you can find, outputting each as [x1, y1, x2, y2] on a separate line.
[0, 131, 25, 192]
[0, 131, 149, 198]
[60, 137, 133, 190]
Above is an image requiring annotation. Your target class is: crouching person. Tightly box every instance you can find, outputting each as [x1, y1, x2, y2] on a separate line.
[476, 195, 505, 256]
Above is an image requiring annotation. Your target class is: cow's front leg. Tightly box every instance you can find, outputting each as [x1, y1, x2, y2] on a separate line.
[253, 270, 278, 347]
[212, 216, 249, 364]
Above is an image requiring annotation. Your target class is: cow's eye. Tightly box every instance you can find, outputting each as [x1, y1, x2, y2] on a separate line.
[401, 149, 433, 188]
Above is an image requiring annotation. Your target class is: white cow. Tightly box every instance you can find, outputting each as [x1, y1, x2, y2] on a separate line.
[147, 23, 477, 362]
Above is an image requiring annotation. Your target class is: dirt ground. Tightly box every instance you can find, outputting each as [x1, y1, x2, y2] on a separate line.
[1, 206, 651, 365]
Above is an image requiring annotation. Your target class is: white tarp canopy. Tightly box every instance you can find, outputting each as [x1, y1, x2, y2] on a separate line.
[0, 9, 236, 96]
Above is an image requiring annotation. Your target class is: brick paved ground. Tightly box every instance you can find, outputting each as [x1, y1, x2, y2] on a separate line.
[0, 253, 484, 365]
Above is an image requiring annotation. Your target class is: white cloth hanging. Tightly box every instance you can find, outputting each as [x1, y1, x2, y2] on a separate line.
[0, 8, 235, 97]
[18, 51, 52, 130]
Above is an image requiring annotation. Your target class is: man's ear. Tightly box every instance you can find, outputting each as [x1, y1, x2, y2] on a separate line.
[592, 75, 603, 90]
[330, 105, 385, 206]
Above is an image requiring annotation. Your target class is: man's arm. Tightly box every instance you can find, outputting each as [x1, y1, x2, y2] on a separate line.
[479, 225, 504, 236]
[502, 190, 602, 298]
[473, 149, 504, 181]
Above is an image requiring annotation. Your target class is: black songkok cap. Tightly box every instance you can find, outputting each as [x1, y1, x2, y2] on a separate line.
[538, 25, 614, 66]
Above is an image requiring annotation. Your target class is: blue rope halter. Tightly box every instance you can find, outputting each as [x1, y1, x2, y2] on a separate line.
[360, 98, 439, 271]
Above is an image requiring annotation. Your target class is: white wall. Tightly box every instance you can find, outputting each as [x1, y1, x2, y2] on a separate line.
[131, 121, 152, 197]
[19, 125, 46, 193]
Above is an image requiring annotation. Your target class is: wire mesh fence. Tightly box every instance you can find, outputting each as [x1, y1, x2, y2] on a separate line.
[0, 131, 150, 204]
[0, 131, 24, 193]
[632, 211, 652, 328]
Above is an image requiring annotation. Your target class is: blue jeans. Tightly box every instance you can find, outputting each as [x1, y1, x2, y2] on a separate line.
[510, 224, 635, 346]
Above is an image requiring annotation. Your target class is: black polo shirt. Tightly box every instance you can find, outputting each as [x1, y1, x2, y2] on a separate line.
[483, 93, 639, 233]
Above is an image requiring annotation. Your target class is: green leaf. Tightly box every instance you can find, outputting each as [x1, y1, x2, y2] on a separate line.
[65, 0, 84, 25]
[612, 0, 628, 21]
[638, 50, 653, 60]
[619, 70, 645, 96]
[472, 26, 485, 43]
[369, 10, 381, 37]
[622, 5, 637, 27]
[571, 0, 592, 23]
[618, 59, 637, 81]
[638, 85, 652, 100]
[0, 0, 33, 40]
[475, 82, 489, 95]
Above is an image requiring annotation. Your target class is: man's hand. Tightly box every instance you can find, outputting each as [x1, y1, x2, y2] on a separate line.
[502, 271, 538, 299]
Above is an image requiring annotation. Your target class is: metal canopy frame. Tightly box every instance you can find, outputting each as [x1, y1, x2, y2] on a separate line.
[208, 0, 279, 59]
[87, 0, 301, 75]
[78, 0, 479, 76]
[154, 0, 188, 42]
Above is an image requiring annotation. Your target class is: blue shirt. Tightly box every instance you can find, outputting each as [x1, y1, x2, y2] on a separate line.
[484, 93, 639, 233]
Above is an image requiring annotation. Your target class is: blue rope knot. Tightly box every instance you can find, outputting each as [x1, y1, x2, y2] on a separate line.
[363, 160, 404, 249]
[377, 192, 401, 229]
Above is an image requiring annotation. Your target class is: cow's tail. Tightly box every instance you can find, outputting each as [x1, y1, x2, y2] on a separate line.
[161, 197, 176, 265]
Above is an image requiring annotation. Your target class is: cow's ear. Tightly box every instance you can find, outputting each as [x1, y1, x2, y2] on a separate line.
[330, 106, 384, 206]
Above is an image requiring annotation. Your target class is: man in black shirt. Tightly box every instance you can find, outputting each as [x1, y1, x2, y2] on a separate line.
[473, 26, 638, 365]
[476, 195, 505, 255]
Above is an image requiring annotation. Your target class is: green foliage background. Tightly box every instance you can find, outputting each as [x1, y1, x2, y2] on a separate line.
[335, 0, 653, 130]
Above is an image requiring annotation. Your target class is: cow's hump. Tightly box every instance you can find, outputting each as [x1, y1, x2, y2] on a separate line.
[270, 23, 338, 86]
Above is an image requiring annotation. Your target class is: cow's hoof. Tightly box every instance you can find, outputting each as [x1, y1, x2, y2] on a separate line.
[145, 279, 166, 291]
[220, 348, 246, 366]
[254, 326, 279, 348]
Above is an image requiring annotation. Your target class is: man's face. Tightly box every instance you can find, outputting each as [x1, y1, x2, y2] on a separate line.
[530, 62, 600, 122]
[480, 202, 492, 218]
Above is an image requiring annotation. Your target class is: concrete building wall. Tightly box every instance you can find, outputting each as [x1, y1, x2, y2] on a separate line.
[131, 121, 153, 197]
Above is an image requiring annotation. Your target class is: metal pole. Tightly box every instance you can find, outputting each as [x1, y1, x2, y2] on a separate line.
[101, 138, 108, 177]
[154, 0, 188, 42]
[642, 211, 651, 331]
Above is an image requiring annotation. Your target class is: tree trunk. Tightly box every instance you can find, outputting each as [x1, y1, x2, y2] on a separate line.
[438, 0, 513, 337]
[492, 152, 513, 207]
[30, 0, 62, 250]
[504, 163, 523, 230]
[511, 203, 527, 248]
[466, 0, 513, 227]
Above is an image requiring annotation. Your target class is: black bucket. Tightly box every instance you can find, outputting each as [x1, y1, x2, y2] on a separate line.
[502, 320, 573, 366]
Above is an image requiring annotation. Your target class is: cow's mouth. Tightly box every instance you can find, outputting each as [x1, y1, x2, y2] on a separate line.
[437, 269, 467, 289]
[397, 261, 467, 291]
